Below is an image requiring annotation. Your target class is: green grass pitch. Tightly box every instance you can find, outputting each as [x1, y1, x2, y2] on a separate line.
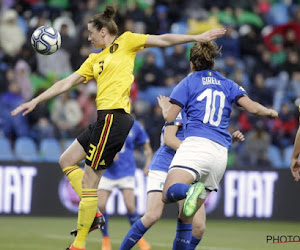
[0, 217, 299, 249]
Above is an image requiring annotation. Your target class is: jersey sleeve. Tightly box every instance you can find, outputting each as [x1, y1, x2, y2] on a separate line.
[76, 55, 94, 83]
[124, 32, 149, 52]
[170, 78, 189, 108]
[135, 121, 150, 145]
[229, 81, 248, 106]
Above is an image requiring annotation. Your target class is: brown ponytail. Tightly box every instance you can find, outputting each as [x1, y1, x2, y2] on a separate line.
[190, 42, 221, 71]
[88, 5, 118, 35]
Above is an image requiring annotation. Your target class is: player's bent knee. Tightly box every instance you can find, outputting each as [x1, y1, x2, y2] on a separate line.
[161, 193, 169, 204]
[143, 212, 161, 225]
[59, 152, 75, 169]
[193, 222, 206, 236]
[58, 154, 68, 168]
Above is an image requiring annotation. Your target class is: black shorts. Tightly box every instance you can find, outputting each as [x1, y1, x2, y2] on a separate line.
[77, 109, 134, 170]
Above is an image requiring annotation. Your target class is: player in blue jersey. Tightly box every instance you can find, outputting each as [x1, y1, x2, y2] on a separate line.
[97, 119, 152, 250]
[119, 110, 244, 250]
[157, 41, 278, 249]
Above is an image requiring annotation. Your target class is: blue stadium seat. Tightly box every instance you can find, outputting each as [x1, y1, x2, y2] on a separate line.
[283, 145, 293, 168]
[145, 47, 165, 69]
[62, 138, 76, 151]
[40, 138, 61, 162]
[0, 137, 15, 161]
[15, 137, 40, 162]
[268, 145, 283, 168]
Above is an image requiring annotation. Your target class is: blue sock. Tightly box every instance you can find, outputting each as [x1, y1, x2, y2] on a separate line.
[119, 219, 148, 250]
[189, 235, 202, 250]
[127, 212, 139, 225]
[173, 220, 192, 250]
[100, 212, 109, 237]
[166, 183, 190, 203]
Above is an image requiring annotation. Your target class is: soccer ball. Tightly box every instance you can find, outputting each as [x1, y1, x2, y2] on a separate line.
[31, 26, 61, 55]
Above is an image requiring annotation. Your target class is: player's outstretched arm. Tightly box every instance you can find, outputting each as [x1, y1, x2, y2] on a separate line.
[145, 28, 226, 48]
[11, 73, 84, 116]
[237, 96, 278, 118]
[291, 126, 300, 181]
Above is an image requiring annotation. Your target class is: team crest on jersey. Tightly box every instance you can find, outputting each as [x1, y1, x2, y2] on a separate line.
[110, 43, 119, 53]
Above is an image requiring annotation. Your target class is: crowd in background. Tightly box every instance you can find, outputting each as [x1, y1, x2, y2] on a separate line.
[1, 0, 300, 168]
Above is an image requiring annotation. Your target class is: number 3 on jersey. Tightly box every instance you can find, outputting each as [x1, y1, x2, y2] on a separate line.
[98, 60, 104, 75]
[197, 89, 225, 126]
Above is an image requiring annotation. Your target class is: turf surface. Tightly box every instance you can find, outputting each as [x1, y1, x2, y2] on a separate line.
[0, 217, 299, 249]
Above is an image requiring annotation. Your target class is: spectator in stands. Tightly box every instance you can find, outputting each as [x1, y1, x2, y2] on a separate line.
[124, 1, 145, 22]
[37, 48, 73, 77]
[51, 92, 83, 138]
[156, 5, 170, 34]
[0, 81, 29, 140]
[241, 120, 271, 167]
[0, 9, 26, 58]
[77, 82, 97, 131]
[164, 44, 189, 82]
[14, 59, 33, 101]
[239, 25, 262, 76]
[253, 49, 277, 78]
[144, 5, 158, 34]
[27, 88, 52, 127]
[272, 102, 298, 150]
[235, 7, 264, 28]
[137, 52, 164, 91]
[18, 44, 38, 74]
[59, 23, 76, 55]
[215, 24, 242, 75]
[282, 50, 300, 98]
[263, 34, 287, 67]
[249, 73, 273, 107]
[30, 116, 56, 143]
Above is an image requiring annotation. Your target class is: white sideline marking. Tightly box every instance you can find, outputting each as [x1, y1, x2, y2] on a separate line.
[45, 234, 239, 249]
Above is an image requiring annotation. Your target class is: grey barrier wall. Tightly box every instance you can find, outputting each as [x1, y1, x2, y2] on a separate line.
[0, 161, 300, 220]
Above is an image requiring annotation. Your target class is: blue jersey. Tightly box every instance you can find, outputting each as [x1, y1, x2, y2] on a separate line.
[103, 120, 149, 179]
[170, 70, 247, 150]
[148, 111, 186, 173]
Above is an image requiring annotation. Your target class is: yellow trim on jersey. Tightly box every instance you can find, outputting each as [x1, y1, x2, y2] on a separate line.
[76, 31, 149, 113]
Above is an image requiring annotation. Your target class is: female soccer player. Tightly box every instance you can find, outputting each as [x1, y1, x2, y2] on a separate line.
[11, 6, 226, 250]
[158, 41, 278, 249]
[120, 110, 244, 250]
